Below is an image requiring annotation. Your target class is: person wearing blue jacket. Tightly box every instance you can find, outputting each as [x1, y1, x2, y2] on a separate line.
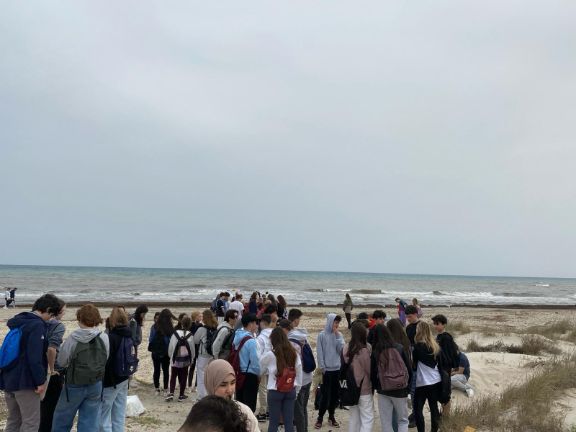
[315, 313, 345, 429]
[0, 293, 63, 432]
[232, 313, 260, 412]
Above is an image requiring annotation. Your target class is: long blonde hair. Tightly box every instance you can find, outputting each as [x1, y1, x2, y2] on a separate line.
[414, 321, 440, 356]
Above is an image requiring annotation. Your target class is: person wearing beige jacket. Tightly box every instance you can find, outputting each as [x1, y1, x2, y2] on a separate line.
[342, 321, 373, 432]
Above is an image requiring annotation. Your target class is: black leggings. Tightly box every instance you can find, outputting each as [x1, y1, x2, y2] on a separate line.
[152, 355, 170, 390]
[170, 366, 189, 397]
[318, 370, 339, 421]
[414, 383, 442, 432]
[39, 373, 64, 432]
[345, 313, 352, 329]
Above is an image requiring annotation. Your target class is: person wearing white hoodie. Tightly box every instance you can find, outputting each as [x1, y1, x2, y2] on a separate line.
[255, 314, 273, 422]
[315, 313, 345, 429]
[52, 304, 110, 432]
[288, 308, 314, 432]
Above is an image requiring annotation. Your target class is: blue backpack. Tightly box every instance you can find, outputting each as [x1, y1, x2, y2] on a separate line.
[0, 327, 22, 370]
[290, 338, 317, 373]
[113, 336, 139, 379]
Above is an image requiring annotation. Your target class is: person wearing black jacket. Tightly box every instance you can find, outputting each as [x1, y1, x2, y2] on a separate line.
[100, 307, 135, 432]
[371, 324, 412, 432]
[431, 314, 459, 415]
[412, 322, 443, 432]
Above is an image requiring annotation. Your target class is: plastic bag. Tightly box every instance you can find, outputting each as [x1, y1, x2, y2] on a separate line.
[125, 395, 145, 417]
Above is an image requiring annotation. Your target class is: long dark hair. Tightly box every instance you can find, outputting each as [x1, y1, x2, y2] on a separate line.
[387, 318, 412, 367]
[133, 305, 149, 326]
[270, 327, 297, 376]
[347, 321, 367, 360]
[155, 308, 175, 337]
[372, 323, 396, 359]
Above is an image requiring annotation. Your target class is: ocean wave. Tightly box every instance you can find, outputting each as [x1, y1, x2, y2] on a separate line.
[501, 292, 546, 298]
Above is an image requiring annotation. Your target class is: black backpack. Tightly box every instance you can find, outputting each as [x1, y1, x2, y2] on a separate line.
[218, 328, 235, 360]
[173, 331, 194, 367]
[204, 328, 217, 357]
[338, 352, 362, 406]
[113, 336, 139, 379]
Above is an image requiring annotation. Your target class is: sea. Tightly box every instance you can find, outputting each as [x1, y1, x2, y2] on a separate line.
[0, 265, 574, 307]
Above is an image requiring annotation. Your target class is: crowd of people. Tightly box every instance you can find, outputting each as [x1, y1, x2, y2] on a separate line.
[0, 291, 474, 432]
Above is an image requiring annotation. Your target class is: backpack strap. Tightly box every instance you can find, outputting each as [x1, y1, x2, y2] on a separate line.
[237, 335, 252, 373]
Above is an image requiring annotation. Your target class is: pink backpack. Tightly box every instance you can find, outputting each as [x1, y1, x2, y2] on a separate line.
[378, 347, 409, 391]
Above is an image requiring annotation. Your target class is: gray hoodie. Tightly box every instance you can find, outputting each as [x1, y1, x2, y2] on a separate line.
[316, 313, 344, 372]
[57, 327, 110, 368]
[288, 327, 313, 385]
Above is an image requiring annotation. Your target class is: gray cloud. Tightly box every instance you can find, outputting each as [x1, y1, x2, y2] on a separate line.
[1, 1, 575, 276]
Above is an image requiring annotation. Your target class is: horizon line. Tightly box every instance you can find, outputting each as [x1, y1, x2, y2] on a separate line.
[0, 262, 574, 281]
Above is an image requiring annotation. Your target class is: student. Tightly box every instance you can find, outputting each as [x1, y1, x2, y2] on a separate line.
[387, 319, 411, 359]
[451, 350, 474, 397]
[260, 327, 303, 432]
[232, 313, 261, 412]
[193, 309, 218, 398]
[412, 298, 423, 318]
[215, 292, 231, 322]
[213, 310, 238, 360]
[342, 293, 354, 329]
[343, 321, 373, 432]
[431, 314, 459, 414]
[276, 295, 288, 320]
[100, 307, 135, 432]
[188, 311, 203, 390]
[229, 293, 245, 321]
[412, 322, 442, 432]
[52, 304, 110, 432]
[179, 395, 250, 432]
[249, 292, 259, 315]
[0, 294, 63, 432]
[404, 305, 420, 427]
[315, 313, 345, 429]
[148, 308, 174, 396]
[167, 316, 195, 402]
[39, 299, 67, 432]
[367, 310, 386, 345]
[395, 298, 408, 326]
[4, 286, 16, 308]
[372, 324, 411, 432]
[256, 314, 274, 422]
[129, 305, 148, 357]
[204, 359, 260, 432]
[287, 308, 314, 432]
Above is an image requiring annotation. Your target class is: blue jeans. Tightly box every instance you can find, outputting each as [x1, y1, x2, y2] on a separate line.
[268, 389, 296, 432]
[52, 382, 102, 432]
[99, 380, 128, 432]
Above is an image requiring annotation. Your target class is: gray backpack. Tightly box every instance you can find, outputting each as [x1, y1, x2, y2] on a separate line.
[67, 335, 108, 386]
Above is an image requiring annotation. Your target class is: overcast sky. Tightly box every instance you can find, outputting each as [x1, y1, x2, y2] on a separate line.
[1, 1, 575, 277]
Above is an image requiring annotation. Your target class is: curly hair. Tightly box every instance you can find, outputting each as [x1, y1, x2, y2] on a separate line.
[178, 395, 248, 432]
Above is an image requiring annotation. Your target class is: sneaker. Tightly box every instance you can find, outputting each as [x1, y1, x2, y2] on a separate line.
[178, 395, 189, 402]
[155, 388, 161, 395]
[256, 414, 267, 423]
[165, 393, 174, 402]
[466, 388, 475, 398]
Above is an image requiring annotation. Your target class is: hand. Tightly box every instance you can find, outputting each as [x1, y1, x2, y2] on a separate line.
[50, 370, 60, 376]
[35, 384, 46, 394]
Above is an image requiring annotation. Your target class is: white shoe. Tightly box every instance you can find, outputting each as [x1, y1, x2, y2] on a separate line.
[466, 388, 475, 398]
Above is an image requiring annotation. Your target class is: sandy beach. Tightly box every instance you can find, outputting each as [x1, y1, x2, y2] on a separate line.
[1, 304, 575, 431]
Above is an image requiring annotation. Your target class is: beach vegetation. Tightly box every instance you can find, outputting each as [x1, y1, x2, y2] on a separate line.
[523, 319, 576, 340]
[465, 335, 561, 356]
[449, 320, 472, 334]
[442, 354, 576, 432]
